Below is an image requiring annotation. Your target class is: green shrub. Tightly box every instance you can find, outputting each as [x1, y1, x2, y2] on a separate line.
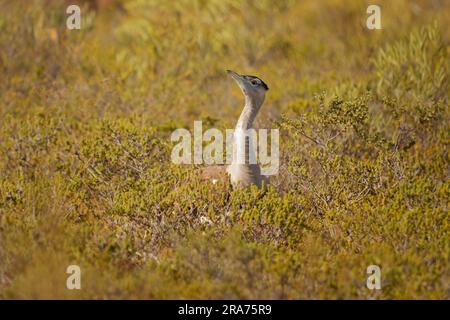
[0, 0, 448, 299]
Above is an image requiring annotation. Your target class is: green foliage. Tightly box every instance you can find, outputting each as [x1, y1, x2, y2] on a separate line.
[374, 23, 449, 102]
[0, 0, 449, 299]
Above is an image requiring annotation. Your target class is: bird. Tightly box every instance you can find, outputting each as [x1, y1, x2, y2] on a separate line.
[200, 69, 270, 189]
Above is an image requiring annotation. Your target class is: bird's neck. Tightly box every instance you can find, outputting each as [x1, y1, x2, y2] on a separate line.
[235, 94, 263, 130]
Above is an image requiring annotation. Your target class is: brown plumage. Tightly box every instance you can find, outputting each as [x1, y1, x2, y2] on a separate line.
[199, 165, 229, 185]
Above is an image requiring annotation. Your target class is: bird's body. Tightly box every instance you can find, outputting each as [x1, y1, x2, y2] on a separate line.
[227, 163, 264, 188]
[199, 165, 228, 184]
[201, 70, 269, 189]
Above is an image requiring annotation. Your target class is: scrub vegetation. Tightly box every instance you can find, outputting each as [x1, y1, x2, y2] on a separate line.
[0, 0, 448, 299]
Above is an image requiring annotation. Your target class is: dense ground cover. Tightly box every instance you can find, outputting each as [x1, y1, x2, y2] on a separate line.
[0, 0, 448, 298]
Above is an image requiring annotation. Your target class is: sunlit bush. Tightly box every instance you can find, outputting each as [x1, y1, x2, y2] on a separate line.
[0, 0, 448, 299]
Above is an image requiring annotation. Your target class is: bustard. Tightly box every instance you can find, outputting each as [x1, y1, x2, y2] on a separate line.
[201, 69, 269, 189]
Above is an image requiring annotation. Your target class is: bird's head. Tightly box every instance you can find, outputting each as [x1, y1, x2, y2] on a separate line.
[227, 70, 269, 105]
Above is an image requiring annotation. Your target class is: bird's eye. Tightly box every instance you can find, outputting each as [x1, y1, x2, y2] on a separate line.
[250, 79, 260, 86]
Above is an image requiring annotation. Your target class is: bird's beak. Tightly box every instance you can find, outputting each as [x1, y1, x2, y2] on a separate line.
[227, 69, 246, 88]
